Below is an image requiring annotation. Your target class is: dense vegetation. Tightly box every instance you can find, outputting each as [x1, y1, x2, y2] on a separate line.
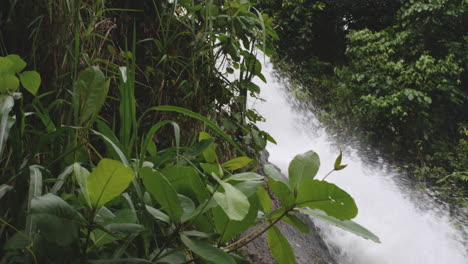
[0, 1, 379, 263]
[262, 0, 468, 197]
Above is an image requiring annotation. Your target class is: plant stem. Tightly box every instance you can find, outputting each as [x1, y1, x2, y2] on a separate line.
[322, 169, 335, 181]
[226, 208, 292, 253]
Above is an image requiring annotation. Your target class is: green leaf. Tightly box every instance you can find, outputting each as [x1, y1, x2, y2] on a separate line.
[282, 214, 309, 234]
[289, 150, 320, 191]
[213, 195, 259, 242]
[147, 105, 245, 155]
[200, 162, 223, 177]
[0, 56, 14, 73]
[0, 184, 13, 200]
[199, 132, 217, 163]
[92, 209, 137, 246]
[180, 234, 236, 264]
[257, 187, 272, 213]
[232, 180, 263, 198]
[268, 177, 295, 208]
[140, 167, 183, 222]
[160, 165, 209, 202]
[179, 194, 196, 222]
[87, 159, 135, 208]
[266, 226, 296, 264]
[212, 174, 250, 221]
[74, 163, 91, 206]
[296, 179, 357, 220]
[227, 172, 263, 182]
[0, 73, 19, 92]
[72, 66, 109, 125]
[19, 71, 41, 95]
[297, 208, 380, 243]
[145, 205, 170, 223]
[104, 223, 144, 233]
[222, 157, 253, 170]
[5, 54, 26, 73]
[334, 150, 347, 171]
[264, 164, 289, 185]
[30, 194, 81, 245]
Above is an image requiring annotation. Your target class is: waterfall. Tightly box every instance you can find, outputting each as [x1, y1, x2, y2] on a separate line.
[250, 58, 467, 264]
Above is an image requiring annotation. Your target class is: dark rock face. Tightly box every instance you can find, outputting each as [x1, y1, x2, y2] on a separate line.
[240, 150, 336, 264]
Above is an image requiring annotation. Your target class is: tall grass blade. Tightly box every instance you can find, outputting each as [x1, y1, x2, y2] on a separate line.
[0, 184, 13, 200]
[144, 106, 246, 155]
[0, 95, 15, 158]
[50, 165, 74, 195]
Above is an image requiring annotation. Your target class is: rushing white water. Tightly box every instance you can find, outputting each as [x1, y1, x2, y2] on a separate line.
[250, 59, 467, 264]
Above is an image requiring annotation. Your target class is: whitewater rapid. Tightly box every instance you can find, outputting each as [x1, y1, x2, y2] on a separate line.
[250, 59, 467, 264]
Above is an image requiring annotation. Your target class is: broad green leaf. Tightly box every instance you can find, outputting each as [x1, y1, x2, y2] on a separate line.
[213, 195, 259, 242]
[257, 187, 272, 213]
[74, 163, 91, 206]
[266, 226, 296, 264]
[19, 71, 41, 95]
[180, 234, 236, 264]
[199, 132, 217, 163]
[264, 164, 289, 185]
[282, 214, 309, 234]
[182, 198, 218, 223]
[161, 165, 209, 202]
[87, 159, 135, 208]
[212, 174, 250, 221]
[0, 184, 13, 200]
[227, 172, 263, 182]
[30, 194, 81, 245]
[92, 209, 136, 246]
[179, 194, 196, 222]
[104, 223, 144, 233]
[5, 54, 26, 73]
[145, 205, 170, 223]
[200, 163, 223, 177]
[222, 157, 252, 170]
[268, 177, 295, 209]
[185, 138, 215, 157]
[72, 66, 109, 125]
[232, 180, 263, 198]
[140, 167, 183, 222]
[296, 179, 357, 220]
[0, 73, 19, 92]
[289, 150, 320, 191]
[0, 56, 14, 73]
[297, 208, 380, 243]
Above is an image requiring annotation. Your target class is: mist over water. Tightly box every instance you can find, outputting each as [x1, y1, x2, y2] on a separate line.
[250, 58, 467, 264]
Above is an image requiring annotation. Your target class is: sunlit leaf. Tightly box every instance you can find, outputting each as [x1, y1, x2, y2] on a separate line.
[289, 150, 320, 191]
[296, 179, 357, 220]
[87, 159, 135, 208]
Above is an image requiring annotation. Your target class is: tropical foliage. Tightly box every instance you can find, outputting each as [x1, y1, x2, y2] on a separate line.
[264, 0, 468, 194]
[0, 1, 379, 263]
